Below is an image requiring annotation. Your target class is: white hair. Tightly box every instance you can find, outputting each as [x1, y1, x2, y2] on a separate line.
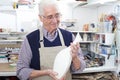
[38, 0, 59, 16]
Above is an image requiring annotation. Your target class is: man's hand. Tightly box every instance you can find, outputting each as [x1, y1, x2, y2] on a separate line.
[70, 42, 80, 59]
[47, 69, 59, 80]
[70, 42, 81, 70]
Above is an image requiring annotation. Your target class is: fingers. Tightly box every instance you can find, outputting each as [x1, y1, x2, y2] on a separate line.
[70, 42, 79, 54]
[47, 69, 59, 80]
[70, 42, 80, 59]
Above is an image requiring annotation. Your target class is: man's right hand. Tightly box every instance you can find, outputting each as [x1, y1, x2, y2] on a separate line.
[47, 69, 59, 80]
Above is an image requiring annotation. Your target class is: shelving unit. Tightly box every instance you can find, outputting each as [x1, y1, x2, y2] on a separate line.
[0, 32, 24, 77]
[0, 4, 29, 78]
[0, 4, 37, 78]
[71, 1, 120, 78]
[0, 32, 27, 77]
[0, 32, 25, 64]
[71, 30, 117, 75]
[0, 32, 25, 42]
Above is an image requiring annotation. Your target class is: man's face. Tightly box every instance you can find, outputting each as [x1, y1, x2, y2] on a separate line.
[40, 5, 61, 33]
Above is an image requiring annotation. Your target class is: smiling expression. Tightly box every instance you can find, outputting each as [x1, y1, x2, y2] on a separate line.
[39, 5, 61, 33]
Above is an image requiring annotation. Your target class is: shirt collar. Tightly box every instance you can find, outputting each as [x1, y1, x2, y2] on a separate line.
[42, 27, 58, 41]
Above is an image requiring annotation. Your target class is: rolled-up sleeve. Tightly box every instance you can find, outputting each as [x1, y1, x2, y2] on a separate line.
[17, 37, 33, 80]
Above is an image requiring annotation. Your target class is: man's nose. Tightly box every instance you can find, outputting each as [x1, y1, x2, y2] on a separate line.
[52, 17, 58, 23]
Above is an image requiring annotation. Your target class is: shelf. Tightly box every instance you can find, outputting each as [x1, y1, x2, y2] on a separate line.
[80, 41, 96, 43]
[96, 32, 114, 34]
[95, 41, 114, 46]
[73, 66, 117, 74]
[0, 32, 26, 35]
[81, 0, 118, 8]
[61, 19, 77, 23]
[97, 53, 108, 57]
[0, 72, 16, 76]
[70, 1, 87, 8]
[71, 31, 97, 33]
[0, 40, 23, 42]
[91, 50, 114, 57]
[0, 32, 26, 42]
[83, 66, 117, 73]
[57, 0, 87, 8]
[0, 32, 9, 35]
[0, 63, 16, 76]
[0, 9, 16, 12]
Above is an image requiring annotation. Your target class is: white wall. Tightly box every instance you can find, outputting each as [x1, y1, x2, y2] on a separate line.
[0, 3, 118, 32]
[72, 3, 118, 31]
[0, 5, 39, 33]
[16, 9, 39, 32]
[0, 12, 16, 32]
[0, 3, 72, 33]
[97, 5, 116, 17]
[73, 7, 98, 30]
[58, 2, 73, 21]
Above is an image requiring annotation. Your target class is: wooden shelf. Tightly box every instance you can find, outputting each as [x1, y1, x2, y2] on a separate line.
[0, 63, 16, 76]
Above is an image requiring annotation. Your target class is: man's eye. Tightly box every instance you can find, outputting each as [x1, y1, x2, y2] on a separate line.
[47, 16, 53, 19]
[55, 14, 59, 17]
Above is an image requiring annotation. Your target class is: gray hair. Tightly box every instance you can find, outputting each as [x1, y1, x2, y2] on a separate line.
[38, 0, 59, 16]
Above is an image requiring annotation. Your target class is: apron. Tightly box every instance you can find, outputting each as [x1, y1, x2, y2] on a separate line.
[32, 28, 72, 80]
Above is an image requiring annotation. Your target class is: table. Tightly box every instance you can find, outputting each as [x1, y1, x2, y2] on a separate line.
[0, 63, 16, 76]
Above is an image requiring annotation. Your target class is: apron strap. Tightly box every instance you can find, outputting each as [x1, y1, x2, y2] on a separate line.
[57, 28, 65, 46]
[39, 27, 65, 48]
[39, 27, 44, 48]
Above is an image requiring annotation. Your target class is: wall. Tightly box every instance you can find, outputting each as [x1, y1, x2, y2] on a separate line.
[0, 2, 72, 33]
[0, 12, 16, 32]
[72, 2, 119, 31]
[0, 5, 39, 33]
[73, 6, 98, 30]
[0, 2, 118, 32]
[16, 8, 39, 32]
[57, 2, 73, 21]
[97, 4, 116, 17]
